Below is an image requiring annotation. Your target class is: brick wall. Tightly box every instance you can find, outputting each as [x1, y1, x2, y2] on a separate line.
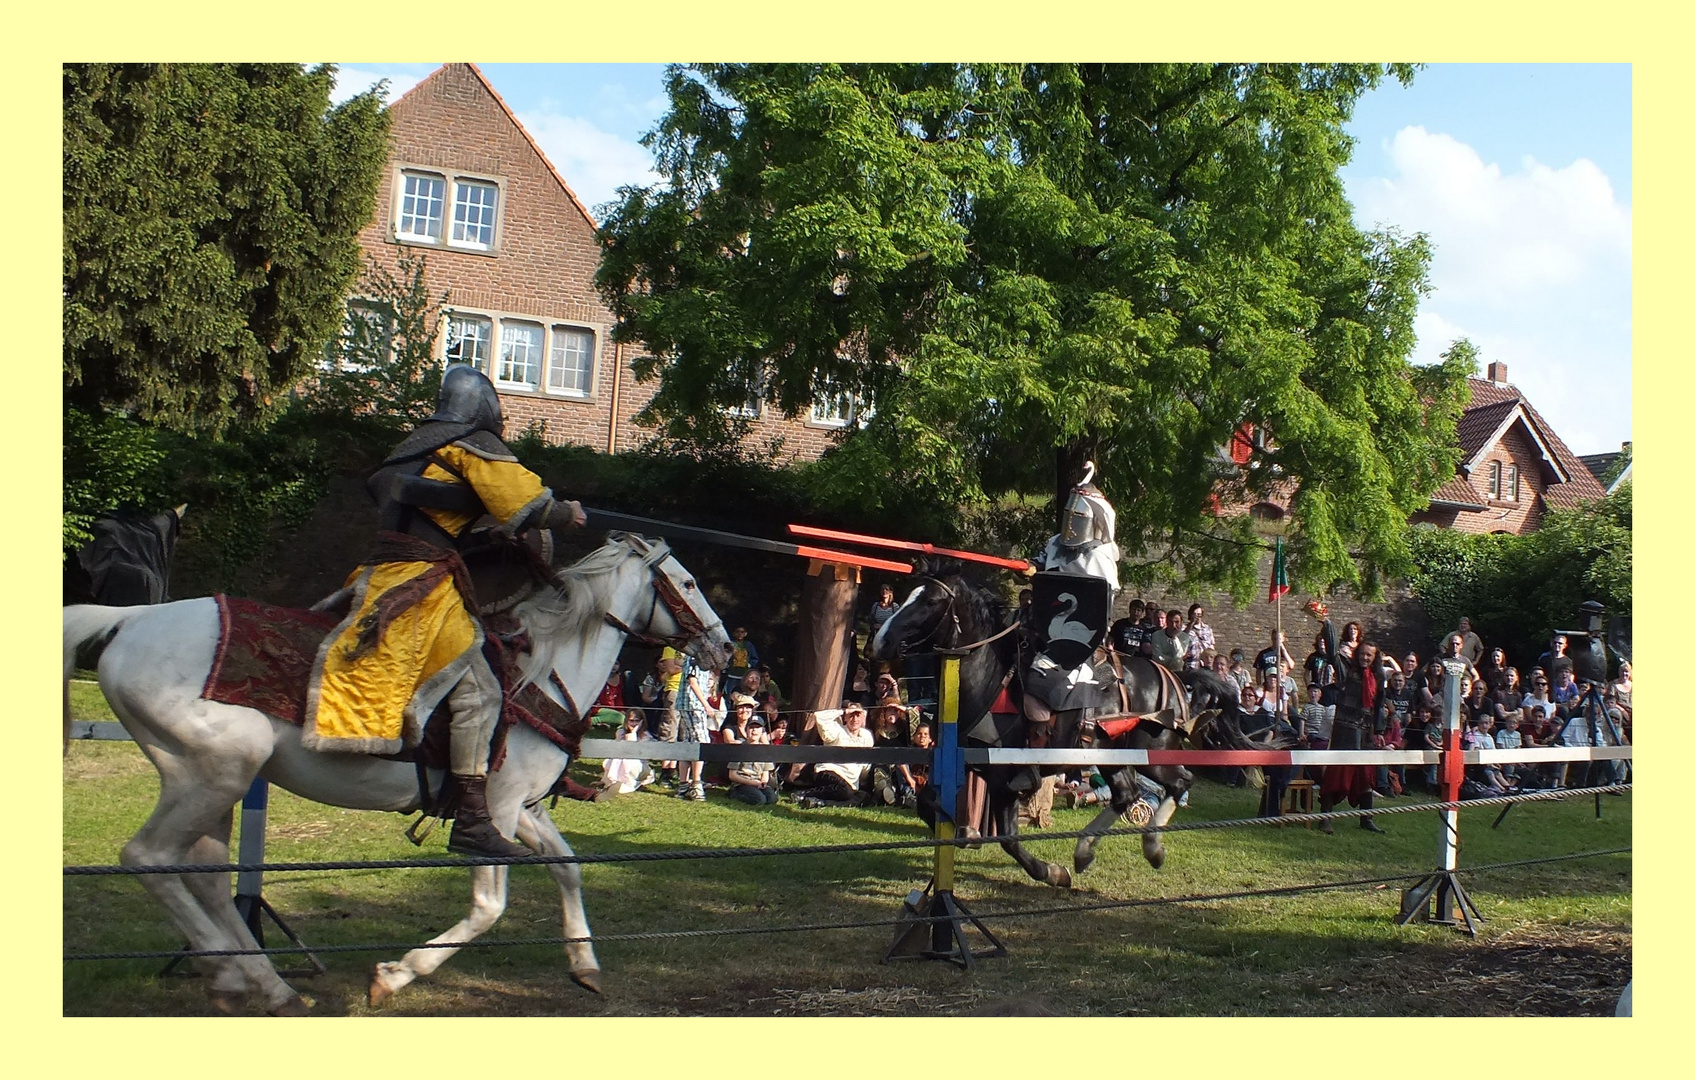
[353, 63, 840, 463]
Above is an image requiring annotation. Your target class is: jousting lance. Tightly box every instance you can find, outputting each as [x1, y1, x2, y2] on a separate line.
[582, 507, 914, 575]
[786, 523, 1033, 573]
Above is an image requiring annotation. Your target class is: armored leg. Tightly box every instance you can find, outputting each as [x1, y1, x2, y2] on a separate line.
[445, 655, 528, 858]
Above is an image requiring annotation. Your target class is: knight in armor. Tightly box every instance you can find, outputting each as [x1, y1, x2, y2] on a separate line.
[1016, 463, 1122, 792]
[1034, 462, 1121, 595]
[306, 364, 585, 857]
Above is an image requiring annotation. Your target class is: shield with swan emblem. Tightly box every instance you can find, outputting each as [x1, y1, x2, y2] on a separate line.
[1031, 571, 1111, 670]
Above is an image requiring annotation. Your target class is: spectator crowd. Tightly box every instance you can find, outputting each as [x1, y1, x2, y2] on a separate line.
[576, 593, 1632, 827]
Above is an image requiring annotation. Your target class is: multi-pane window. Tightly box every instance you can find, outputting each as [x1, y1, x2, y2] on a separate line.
[1488, 461, 1502, 499]
[497, 322, 544, 388]
[445, 315, 492, 372]
[1507, 465, 1520, 502]
[724, 360, 765, 418]
[810, 381, 855, 427]
[547, 326, 595, 396]
[398, 173, 445, 242]
[322, 302, 391, 372]
[452, 181, 499, 250]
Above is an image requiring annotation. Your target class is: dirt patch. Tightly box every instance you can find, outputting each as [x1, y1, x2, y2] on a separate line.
[1304, 923, 1631, 1016]
[746, 984, 994, 1016]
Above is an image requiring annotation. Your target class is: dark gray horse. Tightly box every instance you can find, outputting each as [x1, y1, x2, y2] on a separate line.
[870, 560, 1293, 887]
[64, 506, 185, 606]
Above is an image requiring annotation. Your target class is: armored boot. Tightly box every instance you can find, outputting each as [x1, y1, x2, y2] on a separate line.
[447, 775, 530, 858]
[1008, 721, 1054, 794]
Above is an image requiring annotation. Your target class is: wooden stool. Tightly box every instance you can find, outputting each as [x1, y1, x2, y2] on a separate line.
[1282, 779, 1316, 825]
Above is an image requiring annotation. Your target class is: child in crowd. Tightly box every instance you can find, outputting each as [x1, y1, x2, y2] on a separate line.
[599, 709, 655, 796]
[726, 718, 780, 805]
[1494, 712, 1523, 782]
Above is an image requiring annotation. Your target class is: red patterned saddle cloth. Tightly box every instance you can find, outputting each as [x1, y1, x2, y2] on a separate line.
[201, 595, 588, 761]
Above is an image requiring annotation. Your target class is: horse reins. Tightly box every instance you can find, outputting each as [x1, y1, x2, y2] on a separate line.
[600, 532, 724, 651]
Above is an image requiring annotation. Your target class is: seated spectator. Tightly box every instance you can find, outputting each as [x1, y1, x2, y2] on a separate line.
[1066, 767, 1112, 807]
[754, 664, 786, 705]
[1522, 705, 1562, 788]
[1402, 652, 1424, 696]
[1521, 671, 1554, 718]
[1210, 652, 1232, 682]
[599, 709, 656, 796]
[720, 693, 756, 744]
[726, 718, 780, 805]
[1463, 716, 1512, 792]
[1417, 661, 1446, 714]
[1550, 667, 1582, 719]
[901, 721, 932, 806]
[796, 701, 875, 807]
[1462, 677, 1494, 729]
[1492, 668, 1525, 724]
[1409, 706, 1443, 791]
[1227, 648, 1254, 693]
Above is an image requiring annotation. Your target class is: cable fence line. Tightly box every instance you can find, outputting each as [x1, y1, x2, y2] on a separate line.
[62, 845, 1629, 964]
[63, 784, 1630, 878]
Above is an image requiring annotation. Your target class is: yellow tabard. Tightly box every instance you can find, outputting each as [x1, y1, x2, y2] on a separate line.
[307, 562, 479, 751]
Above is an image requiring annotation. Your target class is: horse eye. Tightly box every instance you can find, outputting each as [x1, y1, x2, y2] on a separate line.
[684, 580, 697, 591]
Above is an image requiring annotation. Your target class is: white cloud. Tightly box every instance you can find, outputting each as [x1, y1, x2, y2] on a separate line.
[1349, 126, 1631, 455]
[514, 108, 662, 219]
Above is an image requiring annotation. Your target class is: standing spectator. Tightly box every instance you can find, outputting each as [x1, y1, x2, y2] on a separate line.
[1552, 669, 1590, 787]
[797, 701, 876, 807]
[725, 626, 761, 691]
[1255, 630, 1294, 680]
[1337, 621, 1362, 661]
[868, 583, 901, 640]
[1137, 603, 1161, 659]
[672, 655, 716, 801]
[1319, 630, 1387, 835]
[1184, 604, 1215, 670]
[1402, 651, 1424, 696]
[1152, 609, 1191, 672]
[1608, 661, 1632, 722]
[1299, 683, 1334, 750]
[1478, 646, 1509, 692]
[726, 719, 780, 805]
[1494, 712, 1524, 783]
[1452, 616, 1485, 667]
[845, 661, 875, 707]
[1305, 630, 1337, 706]
[640, 650, 684, 785]
[1536, 635, 1575, 683]
[1550, 667, 1583, 718]
[1110, 599, 1150, 657]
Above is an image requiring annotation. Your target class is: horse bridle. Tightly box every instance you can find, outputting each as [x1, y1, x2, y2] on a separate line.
[601, 532, 724, 651]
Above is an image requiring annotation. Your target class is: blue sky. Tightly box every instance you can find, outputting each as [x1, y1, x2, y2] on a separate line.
[333, 63, 1631, 457]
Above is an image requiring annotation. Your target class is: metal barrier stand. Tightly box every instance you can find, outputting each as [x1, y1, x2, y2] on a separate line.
[1397, 658, 1484, 935]
[884, 650, 1005, 967]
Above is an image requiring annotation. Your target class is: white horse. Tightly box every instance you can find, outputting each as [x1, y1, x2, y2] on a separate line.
[63, 531, 731, 1015]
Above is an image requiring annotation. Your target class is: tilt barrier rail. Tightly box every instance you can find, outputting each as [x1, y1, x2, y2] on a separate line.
[65, 650, 1631, 970]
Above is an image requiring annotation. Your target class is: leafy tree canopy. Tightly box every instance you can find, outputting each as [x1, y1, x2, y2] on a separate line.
[597, 63, 1470, 599]
[64, 63, 390, 435]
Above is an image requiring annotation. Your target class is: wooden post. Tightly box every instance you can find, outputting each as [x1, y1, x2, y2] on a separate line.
[789, 559, 861, 735]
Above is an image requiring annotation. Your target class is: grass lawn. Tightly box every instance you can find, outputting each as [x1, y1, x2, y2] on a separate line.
[62, 726, 1631, 1017]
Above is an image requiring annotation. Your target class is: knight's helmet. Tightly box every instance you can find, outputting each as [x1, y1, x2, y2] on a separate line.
[1059, 461, 1117, 548]
[432, 363, 504, 437]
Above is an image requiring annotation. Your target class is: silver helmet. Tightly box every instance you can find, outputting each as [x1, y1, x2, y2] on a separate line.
[431, 364, 504, 436]
[1059, 461, 1117, 548]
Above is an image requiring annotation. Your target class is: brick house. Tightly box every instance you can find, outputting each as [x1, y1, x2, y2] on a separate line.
[1411, 361, 1607, 534]
[349, 62, 849, 461]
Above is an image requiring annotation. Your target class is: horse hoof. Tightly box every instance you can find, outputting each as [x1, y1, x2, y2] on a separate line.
[268, 993, 312, 1017]
[207, 989, 248, 1015]
[1073, 848, 1095, 875]
[368, 966, 397, 1008]
[570, 967, 603, 994]
[1047, 865, 1073, 889]
[1145, 845, 1166, 871]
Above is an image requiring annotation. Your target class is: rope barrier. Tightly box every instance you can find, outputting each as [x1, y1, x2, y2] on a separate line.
[62, 784, 1630, 877]
[62, 846, 1629, 964]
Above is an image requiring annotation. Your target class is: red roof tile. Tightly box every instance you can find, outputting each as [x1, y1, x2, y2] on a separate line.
[1428, 475, 1486, 510]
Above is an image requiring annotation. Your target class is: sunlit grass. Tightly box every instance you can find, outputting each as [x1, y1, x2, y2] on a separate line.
[64, 742, 1630, 1016]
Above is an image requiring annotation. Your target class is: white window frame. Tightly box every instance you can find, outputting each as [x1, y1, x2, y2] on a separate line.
[724, 360, 766, 419]
[393, 168, 504, 254]
[546, 324, 596, 398]
[496, 321, 545, 390]
[809, 379, 856, 428]
[323, 300, 392, 373]
[1507, 465, 1520, 502]
[444, 314, 493, 374]
[451, 179, 500, 251]
[1488, 461, 1502, 499]
[397, 172, 446, 243]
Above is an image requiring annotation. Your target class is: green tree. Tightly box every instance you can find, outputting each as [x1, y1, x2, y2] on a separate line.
[597, 64, 1469, 598]
[312, 245, 450, 427]
[63, 63, 391, 435]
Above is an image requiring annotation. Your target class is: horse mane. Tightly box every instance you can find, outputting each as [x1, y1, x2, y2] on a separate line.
[916, 557, 1009, 641]
[509, 541, 633, 688]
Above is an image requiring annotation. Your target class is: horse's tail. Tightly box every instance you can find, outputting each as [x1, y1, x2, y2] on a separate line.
[62, 605, 142, 754]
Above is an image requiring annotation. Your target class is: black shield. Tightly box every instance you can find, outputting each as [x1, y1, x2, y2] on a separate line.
[1031, 571, 1112, 670]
